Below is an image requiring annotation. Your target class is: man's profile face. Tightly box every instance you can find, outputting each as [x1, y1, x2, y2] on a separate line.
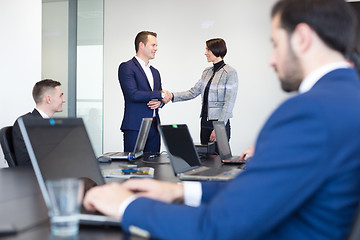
[49, 86, 66, 113]
[142, 35, 158, 61]
[269, 13, 303, 92]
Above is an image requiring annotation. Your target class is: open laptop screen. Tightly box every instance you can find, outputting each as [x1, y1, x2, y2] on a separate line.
[159, 124, 200, 173]
[19, 118, 105, 186]
[213, 121, 232, 159]
[133, 118, 152, 154]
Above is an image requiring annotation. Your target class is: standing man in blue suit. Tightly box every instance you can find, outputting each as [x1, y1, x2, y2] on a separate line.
[84, 0, 360, 239]
[118, 31, 167, 153]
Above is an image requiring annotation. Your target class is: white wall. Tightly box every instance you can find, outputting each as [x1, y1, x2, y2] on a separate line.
[103, 0, 289, 155]
[0, 0, 42, 167]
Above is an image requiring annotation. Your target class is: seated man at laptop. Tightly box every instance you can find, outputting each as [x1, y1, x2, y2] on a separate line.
[83, 0, 360, 239]
[12, 79, 65, 166]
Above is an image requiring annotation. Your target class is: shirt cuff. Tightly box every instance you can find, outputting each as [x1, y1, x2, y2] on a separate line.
[118, 195, 138, 221]
[183, 181, 202, 207]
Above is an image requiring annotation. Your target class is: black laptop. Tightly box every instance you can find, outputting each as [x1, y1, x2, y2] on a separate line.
[159, 124, 242, 181]
[213, 121, 246, 164]
[18, 117, 120, 226]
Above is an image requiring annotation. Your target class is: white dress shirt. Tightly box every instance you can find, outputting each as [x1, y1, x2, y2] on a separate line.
[135, 56, 154, 90]
[35, 108, 49, 119]
[298, 61, 350, 94]
[135, 56, 156, 117]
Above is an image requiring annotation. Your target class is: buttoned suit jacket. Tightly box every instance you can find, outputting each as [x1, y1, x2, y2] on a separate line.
[118, 57, 163, 131]
[12, 109, 43, 166]
[121, 68, 360, 240]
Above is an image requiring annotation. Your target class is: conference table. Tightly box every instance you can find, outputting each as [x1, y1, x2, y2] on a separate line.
[0, 154, 242, 239]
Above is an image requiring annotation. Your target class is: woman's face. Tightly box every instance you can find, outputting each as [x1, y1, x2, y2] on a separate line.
[205, 47, 217, 63]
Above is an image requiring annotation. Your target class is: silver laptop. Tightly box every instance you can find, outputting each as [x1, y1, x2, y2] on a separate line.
[103, 118, 152, 160]
[213, 121, 246, 164]
[159, 124, 242, 181]
[18, 117, 120, 226]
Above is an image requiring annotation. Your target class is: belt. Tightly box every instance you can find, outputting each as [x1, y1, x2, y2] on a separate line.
[208, 101, 225, 108]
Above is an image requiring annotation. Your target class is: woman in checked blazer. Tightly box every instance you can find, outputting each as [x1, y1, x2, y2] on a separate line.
[171, 38, 239, 148]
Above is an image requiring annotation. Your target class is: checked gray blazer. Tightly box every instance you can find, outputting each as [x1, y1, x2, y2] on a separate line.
[173, 64, 238, 124]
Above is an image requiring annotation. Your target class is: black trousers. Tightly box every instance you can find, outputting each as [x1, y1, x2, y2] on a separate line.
[200, 118, 231, 153]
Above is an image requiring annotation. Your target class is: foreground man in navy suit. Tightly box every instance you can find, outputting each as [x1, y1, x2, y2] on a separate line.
[84, 0, 360, 239]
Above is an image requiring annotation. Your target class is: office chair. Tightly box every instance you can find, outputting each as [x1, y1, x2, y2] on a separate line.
[0, 126, 17, 167]
[348, 203, 360, 240]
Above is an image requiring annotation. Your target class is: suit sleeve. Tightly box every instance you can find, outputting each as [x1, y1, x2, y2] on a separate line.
[200, 181, 227, 203]
[172, 78, 202, 102]
[154, 68, 165, 108]
[172, 69, 209, 102]
[121, 98, 331, 240]
[118, 63, 162, 102]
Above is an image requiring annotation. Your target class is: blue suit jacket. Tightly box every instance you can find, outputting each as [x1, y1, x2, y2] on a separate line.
[118, 57, 162, 131]
[121, 68, 360, 240]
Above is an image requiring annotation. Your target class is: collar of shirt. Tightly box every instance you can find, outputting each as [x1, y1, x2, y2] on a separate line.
[35, 107, 50, 119]
[135, 55, 151, 68]
[213, 60, 225, 73]
[135, 55, 154, 91]
[298, 61, 350, 94]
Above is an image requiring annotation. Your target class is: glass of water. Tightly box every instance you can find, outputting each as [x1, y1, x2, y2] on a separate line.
[46, 178, 84, 237]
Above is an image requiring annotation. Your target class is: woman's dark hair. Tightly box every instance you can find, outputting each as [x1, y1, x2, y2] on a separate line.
[271, 0, 357, 56]
[206, 38, 227, 59]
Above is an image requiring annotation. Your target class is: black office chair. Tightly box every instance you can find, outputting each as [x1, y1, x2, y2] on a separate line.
[0, 126, 17, 167]
[348, 201, 360, 240]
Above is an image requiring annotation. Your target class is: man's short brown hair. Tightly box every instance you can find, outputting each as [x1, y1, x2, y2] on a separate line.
[134, 31, 157, 53]
[32, 79, 61, 104]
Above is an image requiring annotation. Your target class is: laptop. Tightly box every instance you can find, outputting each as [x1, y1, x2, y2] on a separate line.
[213, 121, 246, 164]
[102, 118, 152, 160]
[159, 124, 242, 181]
[18, 117, 120, 226]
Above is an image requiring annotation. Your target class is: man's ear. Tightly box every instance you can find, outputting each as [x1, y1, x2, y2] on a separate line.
[44, 95, 51, 104]
[139, 41, 144, 50]
[291, 23, 312, 54]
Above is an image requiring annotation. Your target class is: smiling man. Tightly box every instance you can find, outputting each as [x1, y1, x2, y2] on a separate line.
[12, 79, 65, 166]
[118, 31, 166, 153]
[84, 1, 360, 239]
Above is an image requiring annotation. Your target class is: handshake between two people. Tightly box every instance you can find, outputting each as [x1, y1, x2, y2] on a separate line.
[161, 90, 173, 104]
[146, 90, 173, 110]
